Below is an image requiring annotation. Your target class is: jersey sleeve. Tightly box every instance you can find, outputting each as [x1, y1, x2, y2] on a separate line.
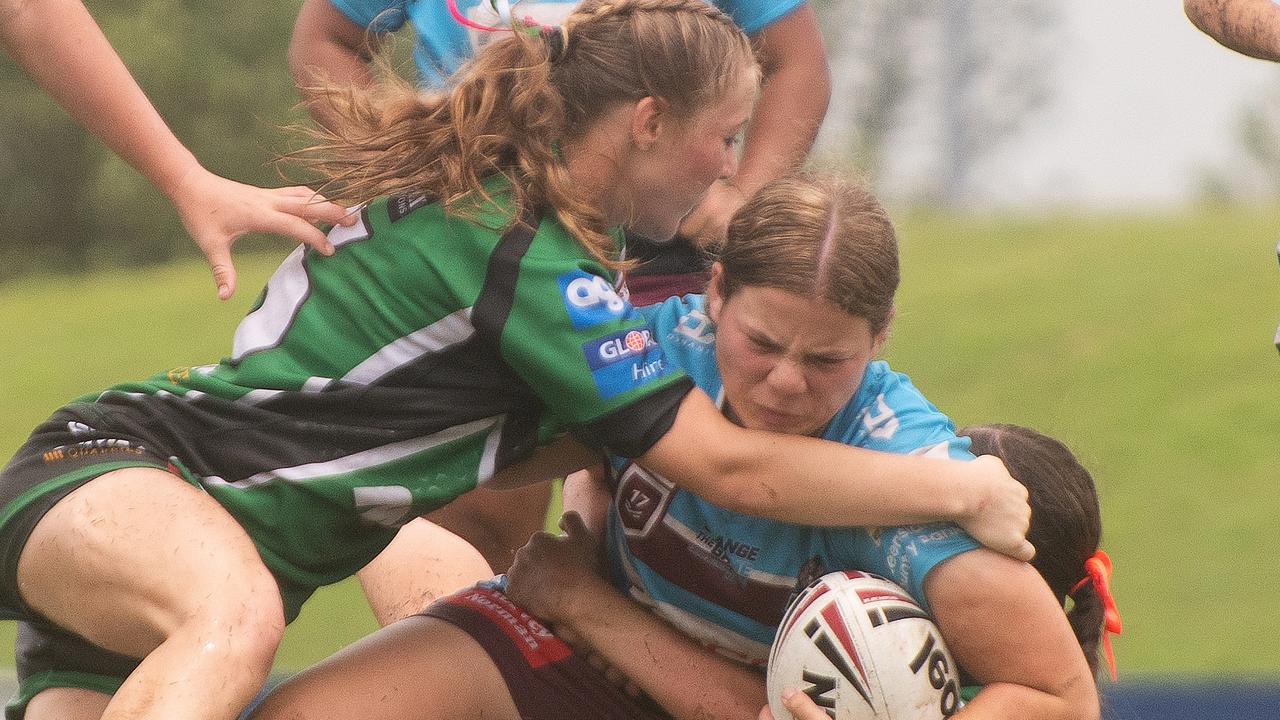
[830, 362, 977, 462]
[485, 224, 693, 458]
[822, 362, 982, 610]
[827, 524, 981, 613]
[713, 0, 807, 35]
[327, 0, 409, 33]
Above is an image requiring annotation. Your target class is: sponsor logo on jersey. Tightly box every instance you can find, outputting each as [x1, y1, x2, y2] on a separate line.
[794, 555, 828, 592]
[559, 270, 628, 329]
[388, 194, 429, 222]
[670, 309, 715, 350]
[694, 526, 762, 563]
[858, 393, 900, 441]
[582, 327, 672, 399]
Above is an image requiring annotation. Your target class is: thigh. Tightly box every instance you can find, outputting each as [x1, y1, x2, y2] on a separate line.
[426, 482, 553, 572]
[358, 517, 493, 626]
[16, 466, 282, 658]
[249, 615, 519, 720]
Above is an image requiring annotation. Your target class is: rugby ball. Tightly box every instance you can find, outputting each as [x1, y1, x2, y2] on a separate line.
[766, 571, 962, 720]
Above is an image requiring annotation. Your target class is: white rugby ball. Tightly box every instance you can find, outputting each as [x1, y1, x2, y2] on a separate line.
[766, 571, 963, 720]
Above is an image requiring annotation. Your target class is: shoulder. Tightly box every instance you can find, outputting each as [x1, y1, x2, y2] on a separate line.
[826, 361, 973, 459]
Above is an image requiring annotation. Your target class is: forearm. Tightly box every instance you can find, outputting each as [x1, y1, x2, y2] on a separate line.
[1, 0, 201, 197]
[734, 6, 831, 196]
[1185, 0, 1280, 61]
[955, 682, 1085, 720]
[289, 0, 378, 130]
[557, 582, 767, 720]
[642, 392, 973, 527]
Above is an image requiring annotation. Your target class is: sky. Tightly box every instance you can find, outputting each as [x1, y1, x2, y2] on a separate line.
[820, 2, 1280, 208]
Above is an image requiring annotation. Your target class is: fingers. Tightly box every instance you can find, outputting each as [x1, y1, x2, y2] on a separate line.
[1015, 539, 1036, 563]
[258, 213, 336, 257]
[559, 511, 589, 538]
[275, 186, 357, 227]
[205, 245, 237, 301]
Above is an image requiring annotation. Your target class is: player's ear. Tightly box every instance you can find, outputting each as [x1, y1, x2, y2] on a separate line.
[630, 96, 669, 150]
[871, 306, 895, 356]
[706, 262, 726, 323]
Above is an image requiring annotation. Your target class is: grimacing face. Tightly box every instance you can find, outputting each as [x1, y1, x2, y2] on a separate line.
[706, 268, 888, 437]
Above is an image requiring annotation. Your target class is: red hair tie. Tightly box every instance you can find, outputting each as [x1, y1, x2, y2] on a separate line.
[1070, 549, 1122, 681]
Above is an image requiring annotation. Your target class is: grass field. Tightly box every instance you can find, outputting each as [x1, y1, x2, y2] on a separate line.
[0, 204, 1277, 679]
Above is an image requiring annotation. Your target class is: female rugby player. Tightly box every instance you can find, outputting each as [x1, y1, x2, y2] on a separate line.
[0, 6, 1029, 720]
[247, 174, 1099, 720]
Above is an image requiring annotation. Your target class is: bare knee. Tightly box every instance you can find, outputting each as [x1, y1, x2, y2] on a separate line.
[179, 564, 286, 679]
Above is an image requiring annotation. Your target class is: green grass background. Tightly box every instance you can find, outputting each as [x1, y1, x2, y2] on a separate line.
[0, 205, 1277, 678]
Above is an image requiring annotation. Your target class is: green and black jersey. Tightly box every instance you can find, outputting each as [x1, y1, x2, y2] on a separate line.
[13, 180, 692, 616]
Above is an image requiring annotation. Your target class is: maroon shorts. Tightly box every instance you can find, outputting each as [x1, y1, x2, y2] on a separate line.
[421, 583, 671, 720]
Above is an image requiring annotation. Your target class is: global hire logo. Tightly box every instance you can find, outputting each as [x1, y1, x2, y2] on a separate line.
[559, 270, 627, 329]
[582, 327, 670, 399]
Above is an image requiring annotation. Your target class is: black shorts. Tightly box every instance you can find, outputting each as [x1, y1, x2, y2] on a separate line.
[0, 408, 184, 719]
[0, 407, 178, 617]
[5, 621, 137, 720]
[421, 581, 672, 720]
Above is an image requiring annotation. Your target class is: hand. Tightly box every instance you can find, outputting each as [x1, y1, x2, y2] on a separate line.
[677, 179, 747, 249]
[759, 689, 829, 720]
[957, 455, 1035, 562]
[505, 511, 605, 625]
[168, 166, 355, 300]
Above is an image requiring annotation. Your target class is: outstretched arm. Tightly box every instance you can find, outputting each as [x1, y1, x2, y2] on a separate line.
[641, 389, 1034, 561]
[1185, 0, 1280, 61]
[678, 3, 831, 246]
[0, 0, 351, 299]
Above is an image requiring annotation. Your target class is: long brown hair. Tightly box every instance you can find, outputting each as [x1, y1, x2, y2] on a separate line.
[959, 424, 1107, 678]
[718, 173, 899, 333]
[295, 0, 757, 267]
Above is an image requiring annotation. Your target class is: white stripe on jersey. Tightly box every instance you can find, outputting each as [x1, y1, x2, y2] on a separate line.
[204, 414, 504, 490]
[232, 211, 371, 362]
[627, 584, 772, 667]
[232, 245, 310, 361]
[342, 307, 475, 385]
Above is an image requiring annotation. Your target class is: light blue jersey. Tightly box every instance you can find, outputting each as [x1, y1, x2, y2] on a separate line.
[328, 0, 806, 87]
[602, 295, 982, 667]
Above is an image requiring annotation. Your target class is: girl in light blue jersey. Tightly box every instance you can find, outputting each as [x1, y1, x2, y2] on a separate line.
[248, 174, 1099, 720]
